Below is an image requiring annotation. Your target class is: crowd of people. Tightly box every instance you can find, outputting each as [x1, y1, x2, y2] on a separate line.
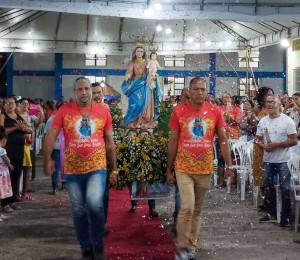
[1, 75, 300, 259]
[162, 84, 300, 259]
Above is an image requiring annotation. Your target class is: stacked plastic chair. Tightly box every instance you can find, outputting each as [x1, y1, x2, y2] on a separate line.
[230, 140, 253, 201]
[287, 156, 300, 232]
[213, 142, 218, 187]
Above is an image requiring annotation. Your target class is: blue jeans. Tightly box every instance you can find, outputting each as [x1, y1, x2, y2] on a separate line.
[51, 150, 60, 190]
[264, 162, 291, 221]
[65, 170, 107, 253]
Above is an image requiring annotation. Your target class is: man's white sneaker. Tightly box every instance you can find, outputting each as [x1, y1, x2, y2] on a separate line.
[0, 214, 8, 219]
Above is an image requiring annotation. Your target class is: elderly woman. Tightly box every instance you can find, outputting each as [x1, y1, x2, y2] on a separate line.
[0, 96, 32, 213]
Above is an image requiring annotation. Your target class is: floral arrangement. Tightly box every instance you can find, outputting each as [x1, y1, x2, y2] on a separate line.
[109, 101, 169, 188]
[115, 134, 168, 188]
[109, 103, 123, 129]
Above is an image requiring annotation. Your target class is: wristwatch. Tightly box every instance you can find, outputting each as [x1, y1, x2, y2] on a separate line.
[111, 170, 119, 176]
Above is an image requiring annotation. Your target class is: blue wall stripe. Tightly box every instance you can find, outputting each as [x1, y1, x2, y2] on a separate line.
[283, 49, 287, 92]
[209, 53, 216, 97]
[60, 68, 126, 76]
[54, 53, 63, 100]
[12, 68, 286, 79]
[12, 71, 55, 76]
[215, 71, 285, 78]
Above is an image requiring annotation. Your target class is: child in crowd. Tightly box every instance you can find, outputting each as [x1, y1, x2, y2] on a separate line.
[0, 126, 14, 220]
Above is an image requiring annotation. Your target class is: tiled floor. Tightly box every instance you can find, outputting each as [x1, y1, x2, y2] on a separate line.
[1, 156, 300, 259]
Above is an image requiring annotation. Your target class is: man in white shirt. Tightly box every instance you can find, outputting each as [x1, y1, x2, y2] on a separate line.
[255, 94, 297, 227]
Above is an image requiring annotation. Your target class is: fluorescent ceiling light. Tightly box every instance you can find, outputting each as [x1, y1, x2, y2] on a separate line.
[187, 37, 194, 43]
[281, 39, 290, 48]
[226, 40, 232, 46]
[156, 25, 163, 32]
[165, 28, 172, 34]
[154, 4, 162, 10]
[145, 8, 154, 16]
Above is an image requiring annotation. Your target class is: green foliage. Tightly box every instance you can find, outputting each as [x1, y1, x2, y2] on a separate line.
[109, 103, 123, 129]
[156, 102, 173, 137]
[115, 134, 168, 188]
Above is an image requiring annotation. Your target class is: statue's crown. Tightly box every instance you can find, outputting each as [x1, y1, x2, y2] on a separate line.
[136, 35, 147, 47]
[149, 44, 158, 54]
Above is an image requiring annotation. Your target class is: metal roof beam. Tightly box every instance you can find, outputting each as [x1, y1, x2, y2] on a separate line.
[118, 17, 124, 51]
[1, 1, 300, 21]
[258, 22, 278, 32]
[233, 21, 265, 36]
[54, 12, 62, 42]
[0, 9, 32, 25]
[86, 15, 90, 44]
[150, 20, 157, 45]
[272, 21, 289, 30]
[211, 20, 249, 46]
[0, 11, 47, 38]
[249, 25, 300, 48]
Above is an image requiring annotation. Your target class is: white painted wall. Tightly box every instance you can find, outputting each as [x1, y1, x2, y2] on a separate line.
[11, 45, 287, 104]
[185, 54, 210, 70]
[216, 52, 239, 71]
[258, 44, 285, 95]
[259, 78, 283, 95]
[260, 44, 284, 72]
[287, 48, 300, 95]
[216, 78, 239, 97]
[13, 53, 55, 70]
[13, 76, 54, 100]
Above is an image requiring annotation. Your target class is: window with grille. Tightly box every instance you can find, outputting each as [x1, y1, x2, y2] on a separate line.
[85, 76, 106, 84]
[295, 67, 300, 91]
[238, 77, 258, 97]
[164, 76, 185, 96]
[238, 50, 259, 68]
[164, 56, 185, 67]
[85, 55, 107, 66]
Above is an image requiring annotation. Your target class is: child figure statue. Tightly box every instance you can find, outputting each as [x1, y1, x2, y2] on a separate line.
[146, 52, 163, 90]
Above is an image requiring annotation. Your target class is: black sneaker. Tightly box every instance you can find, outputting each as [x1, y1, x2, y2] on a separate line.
[259, 214, 277, 223]
[104, 227, 110, 237]
[93, 250, 107, 260]
[188, 252, 197, 260]
[81, 250, 93, 260]
[294, 238, 300, 244]
[280, 218, 290, 227]
[129, 205, 137, 213]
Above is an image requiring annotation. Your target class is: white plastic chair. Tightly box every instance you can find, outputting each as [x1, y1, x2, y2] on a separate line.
[213, 142, 218, 186]
[245, 142, 258, 208]
[231, 140, 252, 200]
[287, 156, 300, 232]
[274, 175, 282, 223]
